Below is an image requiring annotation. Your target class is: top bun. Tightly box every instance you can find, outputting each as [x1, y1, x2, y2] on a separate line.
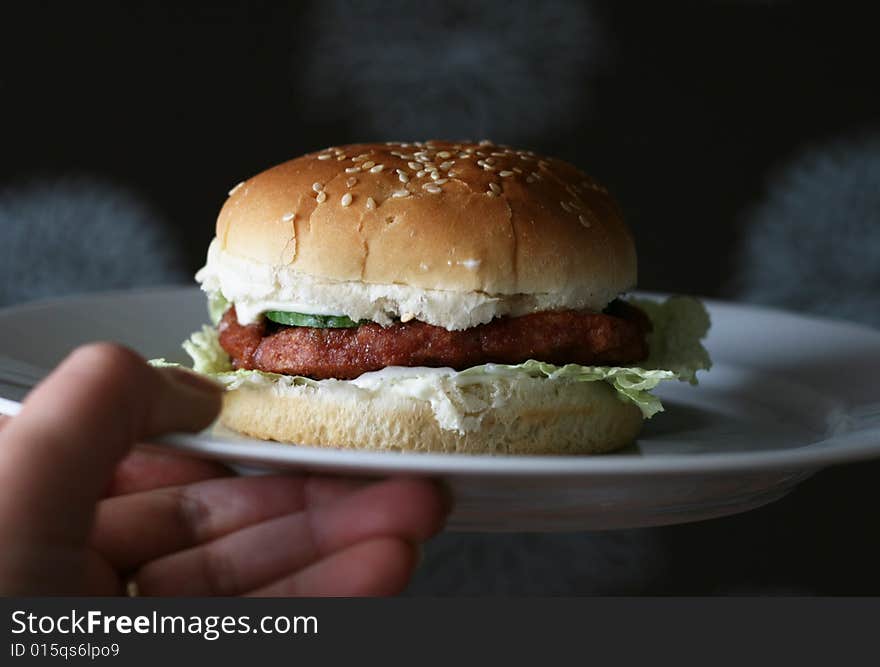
[215, 141, 636, 305]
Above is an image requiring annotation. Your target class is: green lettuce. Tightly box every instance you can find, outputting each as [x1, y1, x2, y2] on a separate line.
[154, 295, 711, 419]
[630, 296, 712, 384]
[207, 292, 231, 326]
[182, 325, 233, 374]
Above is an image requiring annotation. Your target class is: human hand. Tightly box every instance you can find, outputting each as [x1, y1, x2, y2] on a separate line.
[0, 344, 447, 596]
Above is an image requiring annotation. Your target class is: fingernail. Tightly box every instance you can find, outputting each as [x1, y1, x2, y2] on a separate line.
[163, 367, 224, 394]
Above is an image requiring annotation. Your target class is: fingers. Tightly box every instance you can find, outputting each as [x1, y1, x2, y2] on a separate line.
[94, 475, 370, 571]
[0, 343, 222, 545]
[107, 449, 232, 497]
[132, 477, 446, 596]
[247, 538, 418, 597]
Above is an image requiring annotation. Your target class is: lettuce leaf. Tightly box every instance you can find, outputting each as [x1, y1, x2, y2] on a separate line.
[630, 296, 712, 384]
[207, 292, 231, 326]
[182, 325, 233, 374]
[153, 295, 711, 419]
[462, 360, 676, 419]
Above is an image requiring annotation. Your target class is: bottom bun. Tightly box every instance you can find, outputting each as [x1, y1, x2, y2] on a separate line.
[219, 374, 643, 455]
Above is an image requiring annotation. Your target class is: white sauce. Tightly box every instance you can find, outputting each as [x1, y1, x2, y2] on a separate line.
[196, 238, 607, 330]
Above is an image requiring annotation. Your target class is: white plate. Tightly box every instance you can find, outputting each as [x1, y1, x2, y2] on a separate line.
[1, 287, 879, 531]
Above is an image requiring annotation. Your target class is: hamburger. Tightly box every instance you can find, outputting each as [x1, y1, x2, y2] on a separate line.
[172, 140, 711, 454]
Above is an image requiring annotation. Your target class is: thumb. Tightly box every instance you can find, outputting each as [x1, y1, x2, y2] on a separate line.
[0, 343, 221, 546]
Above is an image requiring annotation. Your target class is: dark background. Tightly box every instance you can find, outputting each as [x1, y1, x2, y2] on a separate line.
[3, 0, 878, 298]
[1, 0, 879, 594]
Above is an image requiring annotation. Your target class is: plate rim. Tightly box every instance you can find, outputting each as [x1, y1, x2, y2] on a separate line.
[2, 286, 880, 477]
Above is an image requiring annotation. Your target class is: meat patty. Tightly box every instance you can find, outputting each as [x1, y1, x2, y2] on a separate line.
[219, 300, 651, 380]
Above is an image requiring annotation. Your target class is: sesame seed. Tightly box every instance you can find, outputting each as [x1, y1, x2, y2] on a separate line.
[486, 189, 497, 197]
[424, 164, 438, 172]
[490, 152, 506, 157]
[281, 212, 295, 221]
[416, 170, 426, 178]
[333, 149, 344, 155]
[481, 163, 495, 171]
[370, 164, 385, 173]
[228, 181, 245, 196]
[569, 200, 581, 210]
[499, 170, 514, 177]
[579, 214, 591, 228]
[316, 191, 327, 203]
[484, 157, 496, 165]
[336, 155, 347, 161]
[408, 161, 421, 171]
[436, 151, 451, 159]
[399, 173, 410, 183]
[362, 161, 375, 169]
[345, 167, 361, 174]
[458, 152, 469, 158]
[392, 189, 410, 198]
[439, 161, 454, 170]
[489, 182, 501, 194]
[366, 197, 376, 210]
[560, 201, 571, 212]
[430, 171, 441, 180]
[317, 153, 332, 160]
[312, 182, 324, 192]
[531, 171, 542, 181]
[512, 167, 523, 174]
[346, 177, 358, 187]
[341, 193, 353, 207]
[434, 178, 449, 184]
[423, 183, 442, 194]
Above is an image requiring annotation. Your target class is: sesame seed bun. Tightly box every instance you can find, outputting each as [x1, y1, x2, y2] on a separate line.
[212, 140, 636, 328]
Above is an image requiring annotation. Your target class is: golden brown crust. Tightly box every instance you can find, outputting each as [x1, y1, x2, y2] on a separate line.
[217, 140, 636, 299]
